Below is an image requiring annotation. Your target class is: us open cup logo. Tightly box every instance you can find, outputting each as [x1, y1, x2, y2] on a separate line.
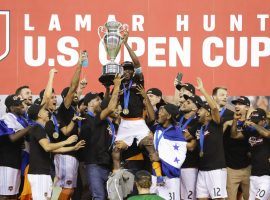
[0, 11, 10, 61]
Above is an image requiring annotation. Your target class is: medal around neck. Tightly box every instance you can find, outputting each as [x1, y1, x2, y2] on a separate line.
[53, 132, 59, 139]
[123, 108, 129, 115]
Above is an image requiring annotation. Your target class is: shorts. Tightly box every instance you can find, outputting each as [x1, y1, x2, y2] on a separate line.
[180, 168, 198, 200]
[0, 166, 20, 195]
[54, 154, 79, 188]
[249, 175, 270, 200]
[196, 168, 227, 199]
[151, 176, 180, 200]
[28, 174, 52, 200]
[116, 118, 150, 146]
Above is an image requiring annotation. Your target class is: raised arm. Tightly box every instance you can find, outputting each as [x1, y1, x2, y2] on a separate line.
[123, 31, 140, 69]
[41, 68, 58, 107]
[100, 74, 123, 120]
[64, 51, 84, 109]
[196, 77, 220, 124]
[230, 113, 244, 139]
[136, 85, 155, 123]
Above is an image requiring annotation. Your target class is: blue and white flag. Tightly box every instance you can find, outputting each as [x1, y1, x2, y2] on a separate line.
[154, 125, 187, 178]
[0, 119, 14, 136]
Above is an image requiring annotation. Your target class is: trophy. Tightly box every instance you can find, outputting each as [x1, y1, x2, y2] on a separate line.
[98, 16, 128, 86]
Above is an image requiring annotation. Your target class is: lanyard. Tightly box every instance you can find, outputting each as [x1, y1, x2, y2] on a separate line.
[51, 114, 59, 133]
[179, 115, 195, 133]
[87, 111, 95, 117]
[155, 125, 173, 150]
[219, 107, 226, 117]
[199, 123, 209, 155]
[123, 80, 133, 110]
[106, 117, 116, 149]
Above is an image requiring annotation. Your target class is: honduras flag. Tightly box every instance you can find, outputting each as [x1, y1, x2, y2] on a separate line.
[0, 119, 14, 136]
[154, 125, 187, 178]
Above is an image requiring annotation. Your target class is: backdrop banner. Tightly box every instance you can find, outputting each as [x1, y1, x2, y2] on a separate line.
[0, 0, 270, 96]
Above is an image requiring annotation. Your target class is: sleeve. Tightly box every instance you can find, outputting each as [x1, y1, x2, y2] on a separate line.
[32, 126, 47, 141]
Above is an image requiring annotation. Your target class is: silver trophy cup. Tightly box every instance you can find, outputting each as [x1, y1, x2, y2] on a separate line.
[98, 16, 128, 86]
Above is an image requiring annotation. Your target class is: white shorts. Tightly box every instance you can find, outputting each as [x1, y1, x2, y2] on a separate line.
[249, 175, 270, 200]
[196, 168, 227, 199]
[54, 154, 79, 188]
[180, 168, 198, 200]
[28, 174, 52, 200]
[116, 118, 150, 146]
[0, 166, 20, 195]
[151, 176, 180, 200]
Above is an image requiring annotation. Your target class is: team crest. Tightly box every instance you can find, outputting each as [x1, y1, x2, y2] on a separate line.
[8, 186, 13, 191]
[0, 11, 10, 61]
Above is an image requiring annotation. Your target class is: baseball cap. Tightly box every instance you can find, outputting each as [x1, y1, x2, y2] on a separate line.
[249, 108, 267, 123]
[183, 94, 203, 108]
[163, 103, 180, 120]
[5, 94, 24, 109]
[231, 96, 250, 106]
[61, 87, 70, 99]
[147, 88, 162, 97]
[83, 92, 104, 105]
[27, 104, 43, 120]
[176, 83, 195, 94]
[199, 101, 211, 113]
[121, 61, 135, 71]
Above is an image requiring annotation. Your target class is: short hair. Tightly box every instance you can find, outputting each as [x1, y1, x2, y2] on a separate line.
[15, 86, 30, 95]
[134, 170, 152, 189]
[212, 87, 227, 96]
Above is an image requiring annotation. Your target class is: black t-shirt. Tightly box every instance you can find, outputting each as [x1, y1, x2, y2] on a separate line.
[243, 127, 270, 176]
[220, 108, 234, 124]
[223, 124, 250, 169]
[28, 125, 51, 175]
[120, 74, 144, 118]
[197, 120, 226, 171]
[56, 103, 78, 156]
[0, 135, 23, 169]
[80, 113, 115, 168]
[177, 115, 200, 168]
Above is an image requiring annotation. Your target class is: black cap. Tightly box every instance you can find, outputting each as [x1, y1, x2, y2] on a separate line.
[231, 96, 250, 106]
[78, 98, 85, 107]
[199, 101, 211, 113]
[61, 87, 70, 99]
[249, 108, 267, 123]
[147, 88, 162, 97]
[40, 88, 55, 100]
[121, 61, 135, 71]
[5, 94, 24, 109]
[176, 83, 195, 94]
[34, 98, 42, 105]
[27, 104, 43, 120]
[183, 94, 203, 108]
[83, 92, 104, 105]
[100, 98, 110, 110]
[163, 103, 180, 120]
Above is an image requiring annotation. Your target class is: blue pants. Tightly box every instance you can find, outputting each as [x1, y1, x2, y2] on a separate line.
[86, 164, 110, 200]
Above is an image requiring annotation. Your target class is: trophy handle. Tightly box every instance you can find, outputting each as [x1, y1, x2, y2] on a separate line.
[98, 26, 107, 41]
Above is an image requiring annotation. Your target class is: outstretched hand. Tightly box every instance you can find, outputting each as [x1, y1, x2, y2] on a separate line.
[113, 74, 124, 86]
[136, 84, 147, 98]
[195, 77, 204, 91]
